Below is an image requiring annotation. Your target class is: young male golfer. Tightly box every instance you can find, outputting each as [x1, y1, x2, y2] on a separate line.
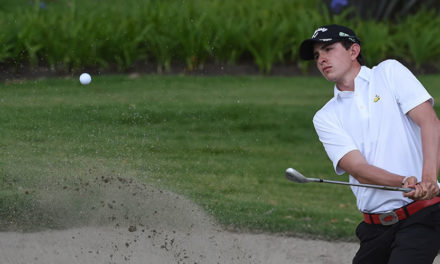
[299, 24, 440, 263]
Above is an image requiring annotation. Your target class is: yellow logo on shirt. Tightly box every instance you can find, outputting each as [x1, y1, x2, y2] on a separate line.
[374, 95, 380, 102]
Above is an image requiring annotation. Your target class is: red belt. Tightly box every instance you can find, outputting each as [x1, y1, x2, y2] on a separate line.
[363, 197, 440, 225]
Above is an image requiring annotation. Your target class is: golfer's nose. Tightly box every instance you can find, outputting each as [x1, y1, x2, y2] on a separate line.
[317, 53, 327, 65]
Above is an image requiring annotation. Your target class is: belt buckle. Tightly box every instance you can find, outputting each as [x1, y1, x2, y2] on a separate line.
[378, 211, 399, 225]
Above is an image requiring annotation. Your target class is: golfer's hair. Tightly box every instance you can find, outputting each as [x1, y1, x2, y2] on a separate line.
[340, 40, 365, 66]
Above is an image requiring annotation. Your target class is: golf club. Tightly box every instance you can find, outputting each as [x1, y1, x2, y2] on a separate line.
[285, 167, 414, 193]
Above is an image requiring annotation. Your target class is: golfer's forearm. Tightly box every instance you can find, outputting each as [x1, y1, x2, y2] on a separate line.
[407, 101, 440, 183]
[351, 163, 404, 188]
[420, 120, 440, 182]
[338, 150, 405, 187]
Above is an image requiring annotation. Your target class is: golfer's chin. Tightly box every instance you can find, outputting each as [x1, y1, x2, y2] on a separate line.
[321, 72, 337, 82]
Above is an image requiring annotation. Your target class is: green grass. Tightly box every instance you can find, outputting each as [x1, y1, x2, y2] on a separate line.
[1, 75, 440, 239]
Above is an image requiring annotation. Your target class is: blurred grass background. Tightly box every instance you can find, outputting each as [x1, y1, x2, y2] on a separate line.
[1, 0, 440, 241]
[1, 75, 440, 239]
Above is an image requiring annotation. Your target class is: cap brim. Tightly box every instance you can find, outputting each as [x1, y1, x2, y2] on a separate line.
[299, 39, 319, 60]
[299, 39, 317, 60]
[299, 39, 341, 60]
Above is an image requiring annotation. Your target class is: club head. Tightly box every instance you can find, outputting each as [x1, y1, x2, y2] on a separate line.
[285, 168, 310, 183]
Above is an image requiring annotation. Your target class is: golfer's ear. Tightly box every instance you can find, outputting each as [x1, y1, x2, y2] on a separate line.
[350, 44, 361, 60]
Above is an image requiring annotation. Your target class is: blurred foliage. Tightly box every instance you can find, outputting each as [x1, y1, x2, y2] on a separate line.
[323, 0, 439, 21]
[0, 0, 439, 74]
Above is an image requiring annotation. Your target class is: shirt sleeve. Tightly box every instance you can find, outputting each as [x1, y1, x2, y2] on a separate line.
[313, 107, 358, 175]
[383, 60, 433, 114]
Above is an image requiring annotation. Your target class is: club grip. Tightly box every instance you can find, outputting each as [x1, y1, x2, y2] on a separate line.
[403, 188, 440, 197]
[402, 187, 414, 193]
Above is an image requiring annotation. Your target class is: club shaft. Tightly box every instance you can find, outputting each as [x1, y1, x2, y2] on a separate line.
[307, 178, 413, 192]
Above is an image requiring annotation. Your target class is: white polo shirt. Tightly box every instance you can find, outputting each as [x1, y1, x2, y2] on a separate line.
[313, 59, 435, 213]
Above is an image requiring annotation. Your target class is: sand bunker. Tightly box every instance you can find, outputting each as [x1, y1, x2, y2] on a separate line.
[1, 175, 438, 264]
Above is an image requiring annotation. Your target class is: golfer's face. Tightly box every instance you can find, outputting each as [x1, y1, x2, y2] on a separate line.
[313, 42, 353, 83]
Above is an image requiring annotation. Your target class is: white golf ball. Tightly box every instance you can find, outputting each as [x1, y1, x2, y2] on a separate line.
[79, 73, 92, 85]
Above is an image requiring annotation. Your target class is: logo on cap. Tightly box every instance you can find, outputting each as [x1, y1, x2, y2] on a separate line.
[312, 27, 328, 38]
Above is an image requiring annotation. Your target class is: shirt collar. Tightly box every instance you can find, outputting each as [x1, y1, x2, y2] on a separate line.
[357, 65, 372, 82]
[333, 65, 372, 98]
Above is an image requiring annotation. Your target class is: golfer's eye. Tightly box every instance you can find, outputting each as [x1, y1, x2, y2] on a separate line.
[313, 53, 319, 60]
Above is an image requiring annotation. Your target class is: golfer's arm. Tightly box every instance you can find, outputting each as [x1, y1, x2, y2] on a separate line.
[407, 101, 440, 183]
[338, 150, 405, 187]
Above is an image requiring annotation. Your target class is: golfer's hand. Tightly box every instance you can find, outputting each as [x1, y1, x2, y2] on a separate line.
[402, 176, 417, 199]
[404, 178, 439, 200]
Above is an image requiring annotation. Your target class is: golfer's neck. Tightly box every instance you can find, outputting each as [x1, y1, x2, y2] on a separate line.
[336, 64, 361, 92]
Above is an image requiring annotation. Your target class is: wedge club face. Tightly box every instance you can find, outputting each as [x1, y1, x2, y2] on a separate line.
[285, 168, 312, 183]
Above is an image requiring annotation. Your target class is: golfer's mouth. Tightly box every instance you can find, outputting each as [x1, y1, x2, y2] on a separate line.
[322, 66, 332, 73]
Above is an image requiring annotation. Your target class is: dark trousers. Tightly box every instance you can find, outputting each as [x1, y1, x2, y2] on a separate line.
[353, 203, 440, 264]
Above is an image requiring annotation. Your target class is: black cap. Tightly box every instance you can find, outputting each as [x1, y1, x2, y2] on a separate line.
[299, 24, 361, 60]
